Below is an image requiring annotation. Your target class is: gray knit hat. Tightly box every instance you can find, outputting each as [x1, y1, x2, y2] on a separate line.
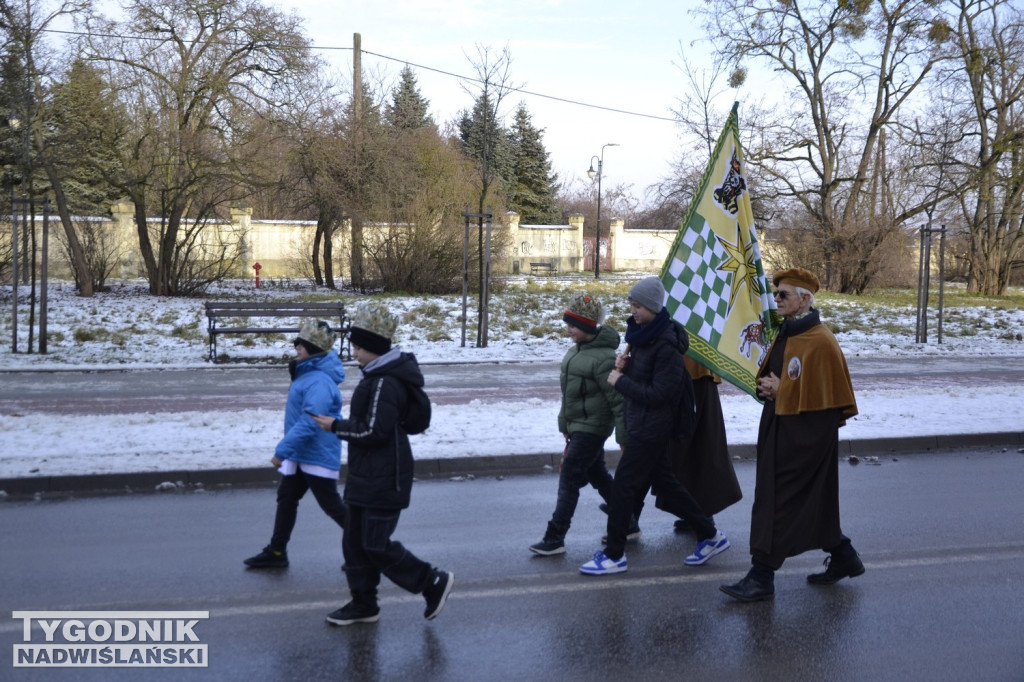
[628, 276, 666, 313]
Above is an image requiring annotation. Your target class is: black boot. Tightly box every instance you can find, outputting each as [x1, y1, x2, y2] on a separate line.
[807, 541, 865, 585]
[720, 564, 775, 602]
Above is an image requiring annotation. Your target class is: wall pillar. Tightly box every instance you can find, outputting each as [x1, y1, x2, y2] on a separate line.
[609, 218, 625, 272]
[506, 212, 520, 275]
[568, 214, 585, 272]
[110, 201, 137, 278]
[231, 206, 254, 277]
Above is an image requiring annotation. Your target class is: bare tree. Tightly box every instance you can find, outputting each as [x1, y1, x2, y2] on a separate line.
[457, 46, 516, 340]
[81, 0, 316, 295]
[696, 0, 953, 292]
[944, 0, 1024, 294]
[256, 72, 350, 289]
[652, 54, 735, 231]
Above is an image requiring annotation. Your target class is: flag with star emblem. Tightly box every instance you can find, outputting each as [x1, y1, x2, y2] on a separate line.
[660, 102, 779, 399]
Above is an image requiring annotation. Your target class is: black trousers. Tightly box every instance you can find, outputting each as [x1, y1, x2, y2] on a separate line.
[604, 438, 715, 560]
[548, 431, 614, 536]
[342, 504, 433, 601]
[269, 471, 346, 551]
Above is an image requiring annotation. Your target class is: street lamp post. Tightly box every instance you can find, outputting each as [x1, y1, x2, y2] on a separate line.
[587, 143, 618, 279]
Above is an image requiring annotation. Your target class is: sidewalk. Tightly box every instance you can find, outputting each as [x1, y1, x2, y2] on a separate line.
[3, 430, 1021, 499]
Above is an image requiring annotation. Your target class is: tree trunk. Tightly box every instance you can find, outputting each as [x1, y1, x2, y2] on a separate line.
[158, 206, 184, 296]
[350, 216, 365, 290]
[133, 199, 160, 295]
[312, 218, 324, 286]
[323, 221, 335, 289]
[40, 161, 94, 297]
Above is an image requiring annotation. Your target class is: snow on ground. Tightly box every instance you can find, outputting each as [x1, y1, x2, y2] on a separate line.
[1, 279, 1023, 479]
[4, 382, 1024, 479]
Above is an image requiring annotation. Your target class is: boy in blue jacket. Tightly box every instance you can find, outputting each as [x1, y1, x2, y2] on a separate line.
[243, 320, 346, 569]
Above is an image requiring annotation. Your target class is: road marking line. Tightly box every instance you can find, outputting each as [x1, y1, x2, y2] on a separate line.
[4, 546, 1022, 633]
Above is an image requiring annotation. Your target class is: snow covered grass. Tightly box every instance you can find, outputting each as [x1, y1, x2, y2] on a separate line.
[1, 276, 1022, 368]
[1, 276, 1022, 480]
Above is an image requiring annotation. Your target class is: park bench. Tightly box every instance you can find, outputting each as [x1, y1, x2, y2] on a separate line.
[529, 261, 556, 276]
[204, 301, 350, 362]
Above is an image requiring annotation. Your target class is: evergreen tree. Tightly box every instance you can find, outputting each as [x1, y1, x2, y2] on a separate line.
[384, 66, 432, 130]
[458, 90, 511, 187]
[506, 102, 559, 224]
[47, 60, 126, 215]
[0, 48, 30, 191]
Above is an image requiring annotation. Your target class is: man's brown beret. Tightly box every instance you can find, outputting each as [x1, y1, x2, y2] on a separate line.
[772, 267, 820, 293]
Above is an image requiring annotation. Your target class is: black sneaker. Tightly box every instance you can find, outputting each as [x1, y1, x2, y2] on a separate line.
[326, 601, 380, 626]
[807, 553, 865, 585]
[243, 546, 288, 568]
[423, 570, 454, 620]
[529, 537, 566, 556]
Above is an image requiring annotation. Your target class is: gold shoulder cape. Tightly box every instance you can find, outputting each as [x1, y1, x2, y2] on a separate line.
[760, 325, 858, 422]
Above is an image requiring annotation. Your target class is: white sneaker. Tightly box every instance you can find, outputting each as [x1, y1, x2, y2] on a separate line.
[579, 550, 628, 575]
[684, 530, 730, 566]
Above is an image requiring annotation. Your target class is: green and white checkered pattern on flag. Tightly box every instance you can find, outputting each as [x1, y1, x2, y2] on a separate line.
[664, 222, 730, 348]
[658, 103, 778, 400]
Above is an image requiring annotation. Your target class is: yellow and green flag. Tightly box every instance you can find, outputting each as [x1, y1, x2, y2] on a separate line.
[660, 102, 778, 399]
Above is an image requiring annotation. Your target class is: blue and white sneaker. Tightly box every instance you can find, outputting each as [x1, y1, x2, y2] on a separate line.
[579, 550, 628, 575]
[684, 530, 730, 566]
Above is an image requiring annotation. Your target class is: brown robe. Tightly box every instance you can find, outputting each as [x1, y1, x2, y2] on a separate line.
[668, 356, 742, 516]
[749, 312, 857, 569]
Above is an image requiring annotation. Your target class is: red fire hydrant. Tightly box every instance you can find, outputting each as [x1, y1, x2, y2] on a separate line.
[253, 262, 262, 288]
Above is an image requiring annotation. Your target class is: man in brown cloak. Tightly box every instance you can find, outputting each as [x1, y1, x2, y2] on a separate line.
[720, 267, 864, 602]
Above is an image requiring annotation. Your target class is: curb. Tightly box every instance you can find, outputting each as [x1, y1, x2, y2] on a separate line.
[2, 431, 1022, 499]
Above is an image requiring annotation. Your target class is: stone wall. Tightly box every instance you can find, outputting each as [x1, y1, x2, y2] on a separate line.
[4, 204, 684, 282]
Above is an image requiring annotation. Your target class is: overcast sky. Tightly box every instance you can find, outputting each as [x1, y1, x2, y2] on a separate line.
[269, 0, 741, 200]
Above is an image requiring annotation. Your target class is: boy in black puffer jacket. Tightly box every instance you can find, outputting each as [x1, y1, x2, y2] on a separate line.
[580, 277, 730, 576]
[529, 294, 631, 556]
[312, 302, 453, 626]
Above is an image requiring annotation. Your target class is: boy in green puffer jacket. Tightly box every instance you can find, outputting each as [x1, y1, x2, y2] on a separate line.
[529, 294, 632, 556]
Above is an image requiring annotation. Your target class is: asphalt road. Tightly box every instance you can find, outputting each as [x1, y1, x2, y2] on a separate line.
[2, 355, 1023, 415]
[2, 447, 1023, 681]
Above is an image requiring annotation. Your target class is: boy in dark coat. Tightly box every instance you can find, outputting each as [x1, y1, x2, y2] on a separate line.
[313, 302, 453, 625]
[581, 277, 730, 576]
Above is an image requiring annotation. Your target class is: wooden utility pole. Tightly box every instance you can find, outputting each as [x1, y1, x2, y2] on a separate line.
[350, 32, 365, 289]
[353, 33, 362, 120]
